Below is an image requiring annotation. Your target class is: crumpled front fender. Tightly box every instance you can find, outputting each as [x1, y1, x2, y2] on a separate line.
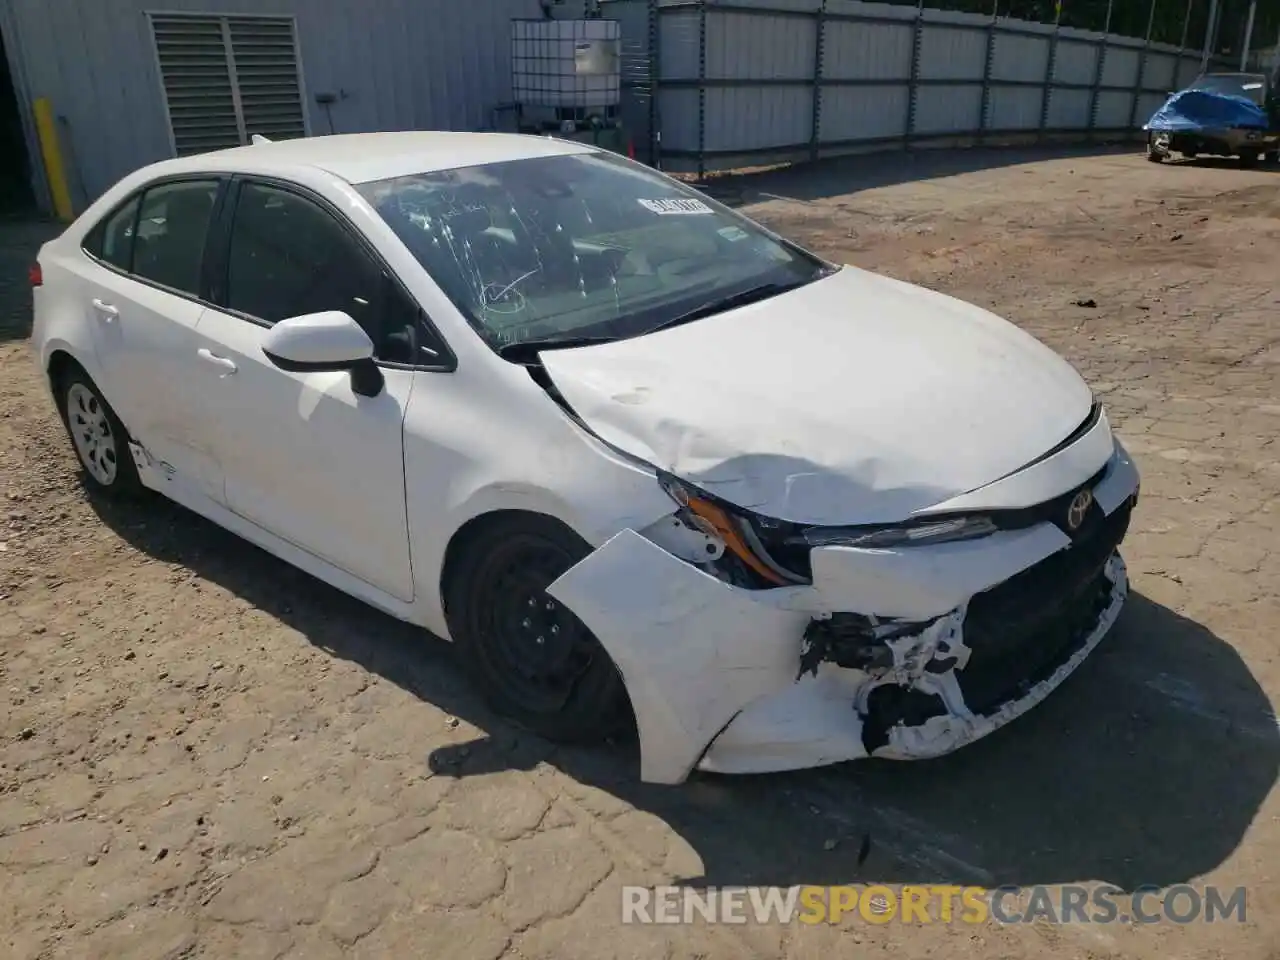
[550, 535, 1130, 784]
[546, 528, 810, 784]
[546, 446, 1138, 785]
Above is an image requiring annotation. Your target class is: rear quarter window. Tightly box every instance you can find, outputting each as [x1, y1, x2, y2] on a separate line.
[82, 196, 141, 272]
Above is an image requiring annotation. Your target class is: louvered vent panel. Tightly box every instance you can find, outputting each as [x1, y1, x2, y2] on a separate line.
[150, 14, 306, 156]
[228, 18, 306, 142]
[151, 15, 241, 156]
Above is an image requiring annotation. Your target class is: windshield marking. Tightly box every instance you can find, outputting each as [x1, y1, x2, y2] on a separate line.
[637, 197, 714, 215]
[357, 153, 827, 355]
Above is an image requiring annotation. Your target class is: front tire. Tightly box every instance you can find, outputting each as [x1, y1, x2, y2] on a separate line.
[54, 367, 142, 496]
[1239, 151, 1259, 168]
[1146, 132, 1168, 163]
[1265, 150, 1279, 165]
[445, 514, 630, 743]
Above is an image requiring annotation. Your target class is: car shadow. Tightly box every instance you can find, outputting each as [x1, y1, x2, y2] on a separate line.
[682, 142, 1141, 209]
[1160, 156, 1280, 172]
[88, 489, 1279, 894]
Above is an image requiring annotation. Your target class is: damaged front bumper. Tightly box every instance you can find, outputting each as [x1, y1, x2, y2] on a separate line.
[1158, 126, 1280, 154]
[547, 442, 1140, 785]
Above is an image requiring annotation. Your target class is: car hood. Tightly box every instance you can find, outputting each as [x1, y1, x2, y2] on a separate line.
[1146, 87, 1271, 132]
[540, 265, 1094, 526]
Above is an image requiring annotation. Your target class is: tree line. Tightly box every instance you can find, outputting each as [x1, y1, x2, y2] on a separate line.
[873, 0, 1278, 54]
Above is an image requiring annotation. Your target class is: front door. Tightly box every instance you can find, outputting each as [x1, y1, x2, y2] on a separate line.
[190, 179, 416, 601]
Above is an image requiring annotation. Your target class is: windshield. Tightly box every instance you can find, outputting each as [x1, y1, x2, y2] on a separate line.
[1189, 74, 1267, 104]
[356, 151, 830, 355]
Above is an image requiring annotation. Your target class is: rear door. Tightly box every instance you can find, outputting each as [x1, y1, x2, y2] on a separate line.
[79, 177, 227, 499]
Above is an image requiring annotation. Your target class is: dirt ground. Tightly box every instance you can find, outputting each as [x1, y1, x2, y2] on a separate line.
[2, 145, 1279, 960]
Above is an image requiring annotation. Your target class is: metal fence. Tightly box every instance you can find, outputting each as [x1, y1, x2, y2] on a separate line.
[606, 0, 1245, 174]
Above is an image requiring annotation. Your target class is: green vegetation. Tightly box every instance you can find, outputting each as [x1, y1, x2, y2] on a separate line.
[874, 0, 1278, 53]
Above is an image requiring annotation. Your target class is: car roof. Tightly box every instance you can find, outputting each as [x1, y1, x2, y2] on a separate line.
[139, 131, 599, 186]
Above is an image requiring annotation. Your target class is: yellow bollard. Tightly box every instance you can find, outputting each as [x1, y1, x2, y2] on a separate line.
[32, 97, 74, 222]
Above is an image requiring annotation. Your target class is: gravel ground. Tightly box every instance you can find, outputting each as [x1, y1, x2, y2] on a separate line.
[1, 145, 1278, 959]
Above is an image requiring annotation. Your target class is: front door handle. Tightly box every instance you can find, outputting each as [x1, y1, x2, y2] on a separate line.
[197, 348, 238, 375]
[91, 298, 118, 322]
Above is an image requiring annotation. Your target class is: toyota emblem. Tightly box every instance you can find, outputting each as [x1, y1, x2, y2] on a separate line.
[1065, 488, 1093, 532]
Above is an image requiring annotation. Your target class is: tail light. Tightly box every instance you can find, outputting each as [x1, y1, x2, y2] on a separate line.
[28, 262, 42, 287]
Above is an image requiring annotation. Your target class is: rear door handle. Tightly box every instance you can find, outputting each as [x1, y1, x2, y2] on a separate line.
[91, 298, 118, 321]
[197, 348, 238, 375]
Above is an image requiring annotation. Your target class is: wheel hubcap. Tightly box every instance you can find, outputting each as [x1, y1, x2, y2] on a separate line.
[66, 382, 118, 485]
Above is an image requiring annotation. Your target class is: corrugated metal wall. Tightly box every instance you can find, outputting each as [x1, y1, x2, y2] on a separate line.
[608, 0, 1227, 174]
[0, 0, 544, 212]
[0, 0, 1242, 209]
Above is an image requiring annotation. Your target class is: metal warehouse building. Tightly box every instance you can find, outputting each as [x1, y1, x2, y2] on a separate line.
[0, 0, 582, 217]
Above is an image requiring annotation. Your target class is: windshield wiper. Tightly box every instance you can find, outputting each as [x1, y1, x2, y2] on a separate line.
[497, 267, 836, 360]
[496, 334, 620, 362]
[641, 275, 825, 336]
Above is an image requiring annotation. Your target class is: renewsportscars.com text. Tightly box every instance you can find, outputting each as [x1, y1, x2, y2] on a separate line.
[621, 884, 1247, 926]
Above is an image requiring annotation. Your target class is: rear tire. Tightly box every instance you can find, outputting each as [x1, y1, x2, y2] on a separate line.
[444, 514, 630, 743]
[1265, 150, 1279, 165]
[1239, 151, 1259, 168]
[53, 366, 143, 497]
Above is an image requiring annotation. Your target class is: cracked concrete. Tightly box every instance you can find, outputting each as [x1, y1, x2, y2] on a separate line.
[2, 146, 1279, 958]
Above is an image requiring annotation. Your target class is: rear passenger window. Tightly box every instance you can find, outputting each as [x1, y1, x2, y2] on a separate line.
[131, 180, 219, 296]
[83, 196, 141, 271]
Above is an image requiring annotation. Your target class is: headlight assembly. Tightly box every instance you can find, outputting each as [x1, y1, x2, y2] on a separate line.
[657, 471, 997, 590]
[796, 515, 997, 549]
[658, 472, 808, 586]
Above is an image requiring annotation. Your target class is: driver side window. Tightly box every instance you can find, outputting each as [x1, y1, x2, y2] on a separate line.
[224, 182, 418, 363]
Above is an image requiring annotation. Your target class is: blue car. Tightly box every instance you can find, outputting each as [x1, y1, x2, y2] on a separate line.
[1145, 71, 1280, 167]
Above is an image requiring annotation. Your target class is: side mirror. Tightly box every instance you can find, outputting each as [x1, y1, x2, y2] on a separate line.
[262, 310, 384, 397]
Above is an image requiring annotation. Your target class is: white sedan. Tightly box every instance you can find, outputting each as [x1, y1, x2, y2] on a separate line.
[31, 131, 1140, 784]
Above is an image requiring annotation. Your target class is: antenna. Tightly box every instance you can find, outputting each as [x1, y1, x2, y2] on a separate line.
[250, 134, 272, 145]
